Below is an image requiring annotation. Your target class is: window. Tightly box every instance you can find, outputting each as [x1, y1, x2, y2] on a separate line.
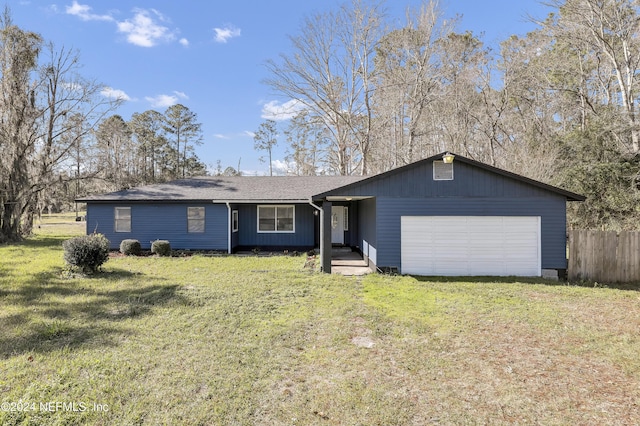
[114, 207, 131, 233]
[433, 160, 454, 180]
[188, 207, 205, 233]
[232, 210, 239, 232]
[257, 205, 295, 233]
[343, 206, 349, 231]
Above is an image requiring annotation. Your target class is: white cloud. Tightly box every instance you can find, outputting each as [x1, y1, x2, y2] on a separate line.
[146, 95, 177, 108]
[214, 25, 241, 43]
[61, 81, 84, 92]
[145, 91, 188, 108]
[66, 1, 114, 22]
[215, 131, 255, 140]
[65, 3, 184, 48]
[261, 99, 304, 121]
[239, 169, 265, 177]
[117, 9, 176, 47]
[101, 87, 131, 101]
[271, 159, 295, 175]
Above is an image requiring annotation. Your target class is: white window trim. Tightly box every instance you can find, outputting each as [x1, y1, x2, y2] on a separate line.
[232, 210, 239, 233]
[114, 207, 131, 233]
[187, 206, 206, 233]
[433, 160, 454, 181]
[257, 205, 295, 233]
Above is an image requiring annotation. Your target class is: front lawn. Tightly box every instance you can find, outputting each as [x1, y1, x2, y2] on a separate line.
[1, 215, 639, 424]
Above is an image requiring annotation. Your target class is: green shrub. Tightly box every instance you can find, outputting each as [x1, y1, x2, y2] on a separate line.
[120, 239, 142, 256]
[151, 240, 171, 256]
[63, 233, 110, 273]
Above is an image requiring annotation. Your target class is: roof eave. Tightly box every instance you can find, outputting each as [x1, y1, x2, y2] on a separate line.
[76, 198, 313, 204]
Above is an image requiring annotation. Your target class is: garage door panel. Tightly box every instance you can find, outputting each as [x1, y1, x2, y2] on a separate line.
[433, 261, 463, 276]
[436, 241, 469, 252]
[401, 216, 540, 277]
[468, 239, 503, 250]
[466, 252, 506, 262]
[402, 244, 436, 256]
[505, 244, 538, 254]
[466, 261, 506, 276]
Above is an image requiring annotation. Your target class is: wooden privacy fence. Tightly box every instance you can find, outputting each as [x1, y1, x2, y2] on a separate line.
[568, 230, 640, 283]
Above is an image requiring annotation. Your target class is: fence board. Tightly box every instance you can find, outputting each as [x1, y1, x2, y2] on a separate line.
[569, 230, 640, 283]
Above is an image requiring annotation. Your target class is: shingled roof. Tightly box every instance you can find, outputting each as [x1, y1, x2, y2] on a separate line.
[76, 175, 366, 203]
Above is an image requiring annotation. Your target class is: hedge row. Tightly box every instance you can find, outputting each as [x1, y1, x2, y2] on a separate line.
[63, 236, 173, 273]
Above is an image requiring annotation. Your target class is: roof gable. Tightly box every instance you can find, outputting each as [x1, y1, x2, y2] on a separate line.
[314, 152, 585, 201]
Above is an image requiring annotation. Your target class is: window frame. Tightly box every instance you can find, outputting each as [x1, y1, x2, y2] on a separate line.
[232, 210, 239, 233]
[257, 205, 295, 233]
[343, 206, 349, 231]
[114, 207, 131, 233]
[187, 206, 206, 233]
[433, 160, 454, 181]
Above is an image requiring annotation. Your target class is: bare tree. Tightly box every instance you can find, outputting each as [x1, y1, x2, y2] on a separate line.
[431, 32, 488, 160]
[0, 8, 119, 240]
[33, 43, 119, 215]
[546, 0, 640, 154]
[284, 110, 327, 175]
[94, 115, 132, 190]
[130, 110, 168, 183]
[163, 104, 203, 179]
[264, 0, 385, 175]
[0, 9, 42, 241]
[253, 119, 279, 176]
[372, 2, 452, 169]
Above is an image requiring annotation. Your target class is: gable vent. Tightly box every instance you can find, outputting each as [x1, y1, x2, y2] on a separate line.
[433, 160, 453, 180]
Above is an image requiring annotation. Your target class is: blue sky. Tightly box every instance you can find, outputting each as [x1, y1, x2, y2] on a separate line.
[12, 0, 551, 175]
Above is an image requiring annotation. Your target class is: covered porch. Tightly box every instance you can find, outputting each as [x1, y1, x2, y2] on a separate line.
[330, 247, 372, 276]
[312, 195, 376, 274]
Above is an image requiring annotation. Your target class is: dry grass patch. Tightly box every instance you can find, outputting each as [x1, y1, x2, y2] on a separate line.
[1, 216, 640, 424]
[359, 276, 640, 424]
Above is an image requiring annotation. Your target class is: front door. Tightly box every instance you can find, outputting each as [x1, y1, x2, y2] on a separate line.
[331, 206, 344, 244]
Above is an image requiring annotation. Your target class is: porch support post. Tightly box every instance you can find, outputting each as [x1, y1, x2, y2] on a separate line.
[321, 200, 332, 273]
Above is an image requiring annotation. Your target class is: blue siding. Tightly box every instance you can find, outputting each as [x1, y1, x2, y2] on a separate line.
[86, 203, 228, 250]
[230, 204, 240, 250]
[235, 203, 316, 248]
[357, 198, 377, 267]
[375, 196, 567, 270]
[345, 202, 358, 247]
[320, 159, 574, 273]
[335, 161, 553, 198]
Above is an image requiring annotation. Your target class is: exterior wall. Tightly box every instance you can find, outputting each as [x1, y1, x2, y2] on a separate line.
[86, 203, 228, 250]
[230, 204, 240, 251]
[357, 198, 377, 269]
[375, 196, 567, 271]
[234, 203, 317, 250]
[333, 160, 554, 199]
[345, 202, 359, 247]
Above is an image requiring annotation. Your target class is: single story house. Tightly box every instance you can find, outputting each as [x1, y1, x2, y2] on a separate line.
[77, 152, 584, 277]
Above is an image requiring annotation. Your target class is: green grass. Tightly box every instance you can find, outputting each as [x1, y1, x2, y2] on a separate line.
[1, 214, 640, 424]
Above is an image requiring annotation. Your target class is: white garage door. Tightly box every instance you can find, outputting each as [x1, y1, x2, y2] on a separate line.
[401, 216, 541, 276]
